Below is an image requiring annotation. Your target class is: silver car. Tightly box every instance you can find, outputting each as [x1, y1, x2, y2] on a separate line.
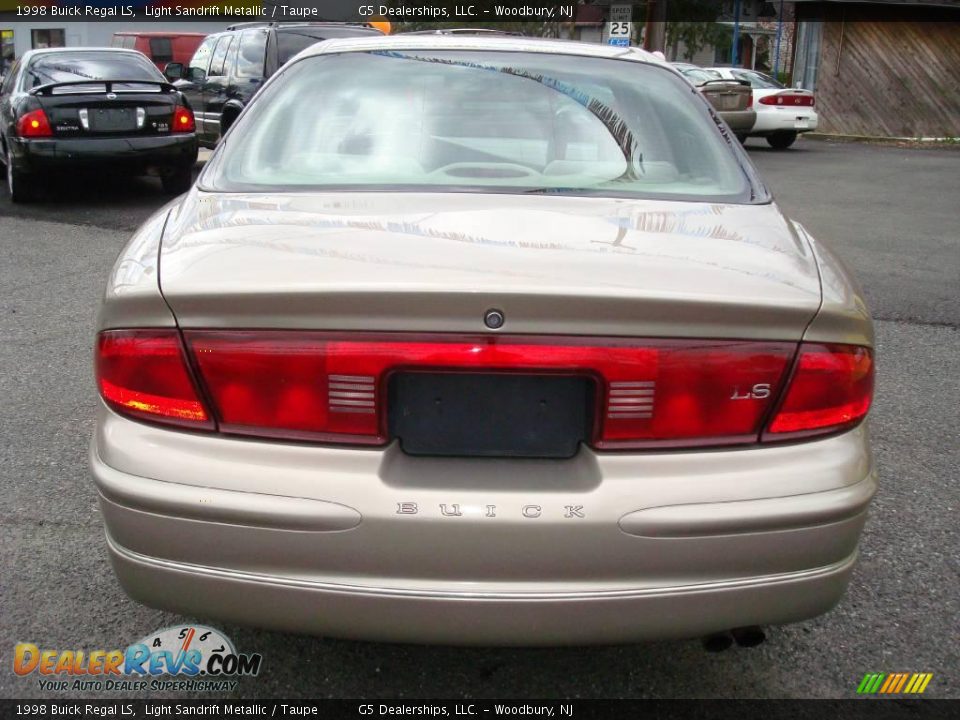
[91, 36, 875, 646]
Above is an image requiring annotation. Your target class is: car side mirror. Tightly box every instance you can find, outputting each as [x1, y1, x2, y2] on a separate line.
[187, 67, 206, 84]
[163, 62, 184, 81]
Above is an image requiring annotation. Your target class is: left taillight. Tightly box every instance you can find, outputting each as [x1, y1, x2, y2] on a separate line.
[16, 109, 53, 138]
[172, 105, 195, 133]
[96, 330, 213, 430]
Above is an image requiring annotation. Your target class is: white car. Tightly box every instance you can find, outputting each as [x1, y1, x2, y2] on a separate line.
[705, 68, 818, 149]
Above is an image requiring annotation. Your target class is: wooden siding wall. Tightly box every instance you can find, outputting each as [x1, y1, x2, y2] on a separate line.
[798, 5, 960, 137]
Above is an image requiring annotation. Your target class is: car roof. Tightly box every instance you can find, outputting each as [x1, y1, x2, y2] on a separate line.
[297, 34, 667, 66]
[112, 31, 208, 37]
[23, 47, 149, 59]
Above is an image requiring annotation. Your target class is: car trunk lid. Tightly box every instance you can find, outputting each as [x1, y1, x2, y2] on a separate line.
[158, 191, 821, 341]
[699, 80, 752, 112]
[32, 81, 180, 137]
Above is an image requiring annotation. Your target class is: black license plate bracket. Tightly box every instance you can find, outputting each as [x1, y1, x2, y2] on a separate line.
[89, 107, 137, 132]
[388, 372, 594, 459]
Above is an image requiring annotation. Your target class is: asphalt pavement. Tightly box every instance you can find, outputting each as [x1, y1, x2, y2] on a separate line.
[0, 137, 957, 699]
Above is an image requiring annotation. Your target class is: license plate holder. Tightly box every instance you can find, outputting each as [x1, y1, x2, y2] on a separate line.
[388, 372, 594, 459]
[89, 108, 137, 132]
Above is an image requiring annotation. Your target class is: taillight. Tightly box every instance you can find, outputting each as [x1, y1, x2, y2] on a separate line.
[765, 344, 873, 440]
[17, 109, 53, 138]
[760, 93, 815, 107]
[172, 105, 195, 133]
[96, 330, 212, 430]
[98, 331, 873, 449]
[184, 332, 795, 448]
[747, 93, 754, 108]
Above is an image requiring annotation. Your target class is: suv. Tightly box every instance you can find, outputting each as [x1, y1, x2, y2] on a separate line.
[165, 22, 383, 147]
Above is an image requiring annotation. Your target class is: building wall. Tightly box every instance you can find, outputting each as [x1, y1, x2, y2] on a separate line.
[2, 21, 226, 60]
[795, 3, 960, 137]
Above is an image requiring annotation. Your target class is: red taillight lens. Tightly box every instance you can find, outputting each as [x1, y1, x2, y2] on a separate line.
[596, 342, 793, 449]
[760, 93, 815, 107]
[184, 332, 795, 448]
[765, 344, 873, 439]
[747, 93, 754, 108]
[172, 105, 195, 133]
[17, 109, 53, 138]
[96, 330, 212, 430]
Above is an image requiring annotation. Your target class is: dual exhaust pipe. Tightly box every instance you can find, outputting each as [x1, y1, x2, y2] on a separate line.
[702, 626, 767, 652]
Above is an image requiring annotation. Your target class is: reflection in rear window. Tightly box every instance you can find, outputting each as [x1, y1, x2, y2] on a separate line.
[25, 51, 162, 89]
[212, 50, 751, 202]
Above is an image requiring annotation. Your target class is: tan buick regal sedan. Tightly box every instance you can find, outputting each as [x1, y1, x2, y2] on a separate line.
[91, 36, 875, 647]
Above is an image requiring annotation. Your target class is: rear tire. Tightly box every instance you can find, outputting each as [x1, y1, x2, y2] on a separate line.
[766, 131, 798, 150]
[221, 108, 240, 137]
[6, 147, 39, 203]
[161, 165, 193, 195]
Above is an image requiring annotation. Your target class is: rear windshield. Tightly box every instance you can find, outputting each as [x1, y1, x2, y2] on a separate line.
[210, 50, 752, 202]
[276, 27, 380, 66]
[680, 68, 722, 85]
[24, 51, 162, 91]
[732, 69, 784, 89]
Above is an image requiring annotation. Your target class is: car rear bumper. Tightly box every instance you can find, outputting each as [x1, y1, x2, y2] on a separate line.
[91, 404, 876, 645]
[719, 109, 757, 133]
[10, 134, 198, 174]
[751, 108, 819, 135]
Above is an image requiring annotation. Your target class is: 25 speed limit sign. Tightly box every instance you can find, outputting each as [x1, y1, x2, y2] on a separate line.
[608, 3, 632, 45]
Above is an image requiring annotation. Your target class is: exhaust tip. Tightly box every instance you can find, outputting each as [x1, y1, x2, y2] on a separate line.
[702, 632, 734, 652]
[731, 626, 767, 647]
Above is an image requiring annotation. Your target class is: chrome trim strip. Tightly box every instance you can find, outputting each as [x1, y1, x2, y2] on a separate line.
[106, 532, 858, 601]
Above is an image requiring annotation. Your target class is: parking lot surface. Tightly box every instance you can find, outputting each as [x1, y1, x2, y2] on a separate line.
[1, 138, 957, 699]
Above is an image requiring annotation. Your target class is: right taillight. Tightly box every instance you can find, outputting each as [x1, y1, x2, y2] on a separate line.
[764, 343, 874, 440]
[172, 105, 195, 133]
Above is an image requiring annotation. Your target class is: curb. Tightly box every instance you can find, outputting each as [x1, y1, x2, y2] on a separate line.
[802, 132, 960, 148]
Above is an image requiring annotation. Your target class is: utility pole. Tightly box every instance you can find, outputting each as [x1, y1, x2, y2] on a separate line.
[731, 0, 742, 66]
[643, 0, 667, 53]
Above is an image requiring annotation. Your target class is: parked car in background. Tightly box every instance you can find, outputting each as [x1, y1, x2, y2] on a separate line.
[92, 36, 875, 646]
[673, 64, 756, 142]
[111, 31, 208, 73]
[706, 67, 818, 149]
[0, 48, 197, 202]
[165, 22, 384, 147]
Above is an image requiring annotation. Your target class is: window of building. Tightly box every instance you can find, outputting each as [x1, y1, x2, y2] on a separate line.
[31, 28, 65, 49]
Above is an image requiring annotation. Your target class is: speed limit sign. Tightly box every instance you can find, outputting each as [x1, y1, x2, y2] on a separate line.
[608, 3, 632, 46]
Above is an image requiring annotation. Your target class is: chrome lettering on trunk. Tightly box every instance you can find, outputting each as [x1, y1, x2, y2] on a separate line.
[394, 503, 585, 519]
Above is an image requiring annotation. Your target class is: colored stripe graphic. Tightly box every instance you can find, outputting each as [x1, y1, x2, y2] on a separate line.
[858, 672, 933, 694]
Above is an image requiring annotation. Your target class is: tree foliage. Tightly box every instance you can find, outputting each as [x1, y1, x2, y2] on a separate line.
[663, 0, 729, 61]
[666, 21, 730, 60]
